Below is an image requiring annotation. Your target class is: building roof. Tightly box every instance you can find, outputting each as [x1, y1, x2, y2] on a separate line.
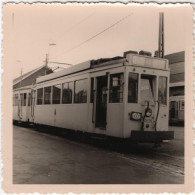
[13, 65, 46, 86]
[164, 51, 184, 64]
[36, 57, 128, 84]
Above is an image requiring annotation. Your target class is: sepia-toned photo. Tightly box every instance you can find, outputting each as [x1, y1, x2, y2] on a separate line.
[2, 2, 194, 194]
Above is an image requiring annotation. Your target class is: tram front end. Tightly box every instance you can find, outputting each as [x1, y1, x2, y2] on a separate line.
[125, 54, 174, 143]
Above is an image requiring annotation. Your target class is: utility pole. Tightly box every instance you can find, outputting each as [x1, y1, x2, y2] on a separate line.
[45, 54, 48, 75]
[17, 60, 22, 119]
[158, 12, 164, 58]
[44, 43, 56, 75]
[45, 54, 48, 67]
[20, 67, 23, 88]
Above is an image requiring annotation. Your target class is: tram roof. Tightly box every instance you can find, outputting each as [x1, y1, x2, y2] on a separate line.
[36, 57, 125, 84]
[36, 53, 169, 84]
[13, 85, 32, 92]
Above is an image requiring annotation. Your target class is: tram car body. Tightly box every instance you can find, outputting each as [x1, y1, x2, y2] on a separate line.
[13, 86, 32, 123]
[169, 96, 184, 125]
[13, 52, 174, 142]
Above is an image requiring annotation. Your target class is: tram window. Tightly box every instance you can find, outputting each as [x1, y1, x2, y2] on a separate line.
[37, 88, 43, 105]
[15, 94, 18, 106]
[62, 82, 73, 104]
[13, 94, 18, 106]
[109, 73, 124, 103]
[44, 87, 51, 104]
[53, 84, 61, 104]
[90, 78, 94, 103]
[28, 93, 31, 106]
[23, 93, 26, 106]
[20, 94, 23, 106]
[158, 76, 167, 105]
[140, 75, 155, 104]
[74, 79, 87, 103]
[180, 100, 184, 110]
[128, 73, 138, 103]
[20, 93, 26, 106]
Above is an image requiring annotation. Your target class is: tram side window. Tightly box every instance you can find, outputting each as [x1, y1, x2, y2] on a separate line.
[158, 76, 167, 105]
[28, 93, 31, 106]
[44, 87, 51, 104]
[13, 94, 18, 106]
[23, 93, 26, 106]
[62, 82, 73, 104]
[74, 79, 87, 103]
[90, 78, 94, 103]
[180, 100, 184, 110]
[128, 73, 138, 103]
[37, 88, 43, 105]
[20, 93, 26, 106]
[53, 84, 61, 104]
[109, 73, 124, 103]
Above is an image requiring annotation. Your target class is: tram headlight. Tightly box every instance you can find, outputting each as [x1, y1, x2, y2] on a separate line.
[145, 108, 152, 117]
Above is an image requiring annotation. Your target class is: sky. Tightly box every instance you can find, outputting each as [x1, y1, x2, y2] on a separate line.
[2, 3, 192, 79]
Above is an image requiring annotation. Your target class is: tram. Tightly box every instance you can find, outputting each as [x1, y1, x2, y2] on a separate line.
[169, 96, 184, 125]
[13, 86, 31, 123]
[13, 51, 174, 142]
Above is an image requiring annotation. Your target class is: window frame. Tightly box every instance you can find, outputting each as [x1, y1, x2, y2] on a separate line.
[158, 76, 168, 105]
[14, 94, 19, 106]
[128, 72, 139, 103]
[74, 79, 88, 104]
[44, 86, 52, 105]
[140, 74, 156, 105]
[109, 73, 124, 103]
[52, 84, 62, 104]
[37, 88, 43, 105]
[62, 81, 74, 104]
[90, 77, 94, 103]
[180, 100, 184, 110]
[28, 93, 31, 106]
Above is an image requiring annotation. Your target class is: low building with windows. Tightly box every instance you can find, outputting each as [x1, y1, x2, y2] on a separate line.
[164, 51, 185, 124]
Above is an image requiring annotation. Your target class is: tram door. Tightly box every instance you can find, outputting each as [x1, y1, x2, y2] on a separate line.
[31, 90, 36, 122]
[95, 76, 108, 129]
[17, 94, 22, 120]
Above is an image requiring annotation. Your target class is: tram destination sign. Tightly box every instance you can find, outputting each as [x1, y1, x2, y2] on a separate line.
[126, 54, 169, 70]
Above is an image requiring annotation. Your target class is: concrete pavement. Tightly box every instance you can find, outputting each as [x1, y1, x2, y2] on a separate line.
[13, 125, 184, 184]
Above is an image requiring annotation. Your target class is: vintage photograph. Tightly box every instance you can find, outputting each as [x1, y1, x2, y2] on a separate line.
[2, 1, 194, 193]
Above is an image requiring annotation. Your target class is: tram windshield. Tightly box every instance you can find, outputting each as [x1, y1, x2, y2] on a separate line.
[140, 75, 155, 104]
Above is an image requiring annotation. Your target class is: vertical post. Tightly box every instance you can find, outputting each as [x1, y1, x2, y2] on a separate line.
[162, 13, 164, 58]
[45, 54, 48, 75]
[158, 12, 164, 58]
[20, 67, 23, 88]
[158, 13, 161, 58]
[19, 67, 23, 118]
[46, 53, 48, 67]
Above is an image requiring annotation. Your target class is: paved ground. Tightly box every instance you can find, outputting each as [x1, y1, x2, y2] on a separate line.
[13, 125, 184, 184]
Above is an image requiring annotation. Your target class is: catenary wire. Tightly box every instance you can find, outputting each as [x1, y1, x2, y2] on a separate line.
[51, 13, 133, 61]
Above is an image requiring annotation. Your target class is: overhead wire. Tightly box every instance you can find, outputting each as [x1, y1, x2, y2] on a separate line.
[51, 12, 133, 61]
[56, 12, 95, 41]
